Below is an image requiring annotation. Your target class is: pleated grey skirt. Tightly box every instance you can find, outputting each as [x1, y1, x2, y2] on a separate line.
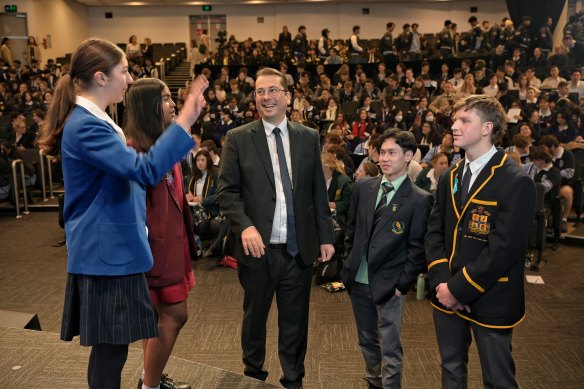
[61, 273, 158, 346]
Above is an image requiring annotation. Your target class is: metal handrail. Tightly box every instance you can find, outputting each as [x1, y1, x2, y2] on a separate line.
[159, 58, 166, 82]
[39, 149, 55, 200]
[11, 159, 29, 218]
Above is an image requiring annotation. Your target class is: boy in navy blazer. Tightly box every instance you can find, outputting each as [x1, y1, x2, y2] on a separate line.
[342, 130, 433, 388]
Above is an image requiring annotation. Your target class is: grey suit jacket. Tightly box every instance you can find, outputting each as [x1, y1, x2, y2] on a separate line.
[217, 119, 334, 268]
[342, 176, 433, 305]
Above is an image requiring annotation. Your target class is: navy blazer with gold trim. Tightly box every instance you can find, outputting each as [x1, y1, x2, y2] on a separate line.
[425, 149, 536, 328]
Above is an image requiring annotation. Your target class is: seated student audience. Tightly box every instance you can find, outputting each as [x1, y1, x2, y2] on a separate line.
[418, 121, 442, 148]
[6, 14, 583, 249]
[186, 149, 221, 240]
[506, 132, 533, 164]
[415, 151, 450, 195]
[545, 110, 580, 144]
[200, 139, 221, 166]
[539, 135, 576, 232]
[421, 131, 462, 168]
[354, 160, 379, 180]
[505, 150, 522, 166]
[327, 111, 350, 135]
[524, 145, 562, 201]
[321, 151, 353, 229]
[349, 108, 373, 150]
[540, 65, 566, 89]
[0, 140, 36, 201]
[322, 133, 356, 175]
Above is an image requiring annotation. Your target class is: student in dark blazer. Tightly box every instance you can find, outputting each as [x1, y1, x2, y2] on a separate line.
[38, 39, 207, 389]
[186, 149, 220, 228]
[425, 95, 536, 389]
[125, 78, 195, 389]
[217, 67, 335, 389]
[321, 151, 353, 230]
[342, 130, 433, 389]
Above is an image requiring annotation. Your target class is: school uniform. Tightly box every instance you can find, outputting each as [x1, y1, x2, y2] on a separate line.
[60, 96, 194, 347]
[426, 148, 536, 389]
[342, 175, 433, 388]
[146, 163, 198, 305]
[326, 171, 353, 230]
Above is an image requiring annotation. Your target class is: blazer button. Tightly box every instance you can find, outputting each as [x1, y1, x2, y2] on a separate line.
[458, 226, 463, 232]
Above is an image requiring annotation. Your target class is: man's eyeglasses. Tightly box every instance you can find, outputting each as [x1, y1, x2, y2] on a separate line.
[253, 87, 286, 98]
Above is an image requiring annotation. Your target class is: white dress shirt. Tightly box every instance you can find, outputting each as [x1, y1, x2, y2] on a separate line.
[263, 118, 293, 244]
[463, 145, 498, 189]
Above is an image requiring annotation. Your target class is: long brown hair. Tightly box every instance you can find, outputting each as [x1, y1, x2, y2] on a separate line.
[123, 78, 166, 151]
[191, 149, 215, 181]
[38, 38, 125, 156]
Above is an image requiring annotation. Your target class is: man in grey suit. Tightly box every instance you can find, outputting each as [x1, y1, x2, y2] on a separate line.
[218, 67, 335, 389]
[341, 130, 433, 389]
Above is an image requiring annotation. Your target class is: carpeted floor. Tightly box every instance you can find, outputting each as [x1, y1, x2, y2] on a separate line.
[0, 212, 583, 388]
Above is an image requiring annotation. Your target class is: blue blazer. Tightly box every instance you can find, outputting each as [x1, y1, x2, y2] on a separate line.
[61, 106, 194, 276]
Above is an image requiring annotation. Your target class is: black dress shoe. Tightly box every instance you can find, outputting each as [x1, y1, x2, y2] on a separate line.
[160, 374, 191, 389]
[137, 374, 191, 389]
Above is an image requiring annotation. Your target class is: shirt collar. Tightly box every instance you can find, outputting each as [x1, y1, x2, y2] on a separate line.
[381, 173, 408, 192]
[76, 95, 126, 141]
[465, 145, 497, 175]
[263, 117, 289, 137]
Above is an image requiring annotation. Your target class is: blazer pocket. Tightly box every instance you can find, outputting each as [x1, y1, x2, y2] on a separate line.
[98, 223, 137, 266]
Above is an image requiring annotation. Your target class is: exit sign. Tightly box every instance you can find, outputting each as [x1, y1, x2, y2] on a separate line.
[202, 5, 212, 11]
[5, 5, 17, 12]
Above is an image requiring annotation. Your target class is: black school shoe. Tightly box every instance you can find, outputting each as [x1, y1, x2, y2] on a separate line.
[138, 374, 191, 389]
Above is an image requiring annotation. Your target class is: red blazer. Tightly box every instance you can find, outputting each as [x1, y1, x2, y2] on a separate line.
[146, 166, 198, 287]
[352, 120, 370, 139]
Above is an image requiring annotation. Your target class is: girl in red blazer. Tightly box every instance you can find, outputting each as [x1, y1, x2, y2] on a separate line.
[349, 108, 372, 150]
[125, 78, 197, 389]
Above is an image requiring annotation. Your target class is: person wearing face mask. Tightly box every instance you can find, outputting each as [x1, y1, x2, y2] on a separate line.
[390, 109, 407, 131]
[425, 111, 444, 136]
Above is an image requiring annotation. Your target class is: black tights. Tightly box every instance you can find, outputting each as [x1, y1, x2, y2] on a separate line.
[88, 343, 129, 389]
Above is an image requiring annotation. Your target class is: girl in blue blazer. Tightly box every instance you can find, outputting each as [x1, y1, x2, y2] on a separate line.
[38, 38, 207, 389]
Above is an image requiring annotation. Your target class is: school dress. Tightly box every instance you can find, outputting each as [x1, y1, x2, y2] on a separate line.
[60, 96, 195, 346]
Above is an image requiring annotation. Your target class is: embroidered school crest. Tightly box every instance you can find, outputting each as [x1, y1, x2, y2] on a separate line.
[335, 189, 342, 201]
[469, 206, 491, 235]
[392, 220, 405, 234]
